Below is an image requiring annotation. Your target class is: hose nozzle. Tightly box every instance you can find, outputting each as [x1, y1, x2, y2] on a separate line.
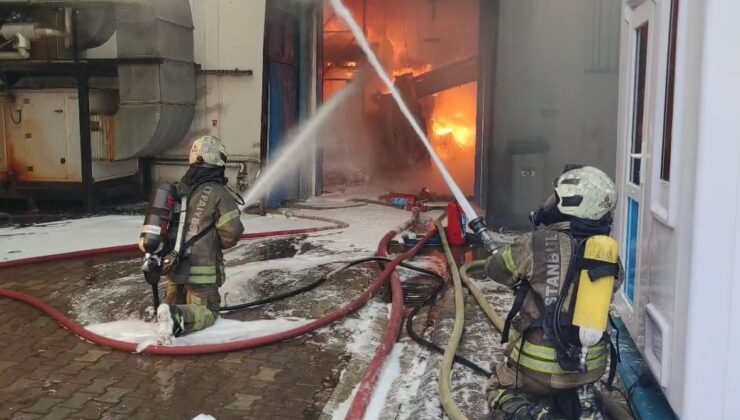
[469, 217, 497, 254]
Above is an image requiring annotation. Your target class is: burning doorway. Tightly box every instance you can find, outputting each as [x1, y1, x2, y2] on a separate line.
[320, 0, 480, 200]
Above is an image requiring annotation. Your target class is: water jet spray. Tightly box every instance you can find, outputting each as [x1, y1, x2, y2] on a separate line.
[329, 0, 497, 252]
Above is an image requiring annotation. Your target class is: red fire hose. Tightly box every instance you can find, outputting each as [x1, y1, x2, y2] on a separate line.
[0, 214, 348, 270]
[0, 215, 433, 356]
[345, 215, 428, 419]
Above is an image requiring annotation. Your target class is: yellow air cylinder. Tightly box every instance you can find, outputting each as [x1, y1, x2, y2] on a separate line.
[572, 235, 618, 332]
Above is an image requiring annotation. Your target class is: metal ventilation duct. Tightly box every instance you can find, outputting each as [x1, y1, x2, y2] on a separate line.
[113, 0, 195, 159]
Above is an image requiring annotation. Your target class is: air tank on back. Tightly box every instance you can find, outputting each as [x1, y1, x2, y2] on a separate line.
[139, 183, 178, 255]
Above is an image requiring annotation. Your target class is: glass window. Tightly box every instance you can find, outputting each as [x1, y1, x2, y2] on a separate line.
[660, 0, 679, 182]
[624, 198, 640, 303]
[630, 23, 649, 186]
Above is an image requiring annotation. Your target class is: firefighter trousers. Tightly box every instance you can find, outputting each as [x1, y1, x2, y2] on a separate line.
[164, 281, 220, 335]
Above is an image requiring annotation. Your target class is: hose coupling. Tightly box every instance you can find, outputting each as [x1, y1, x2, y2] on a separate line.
[469, 217, 498, 254]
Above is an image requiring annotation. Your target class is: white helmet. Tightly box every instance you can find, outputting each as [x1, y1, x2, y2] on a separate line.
[189, 135, 227, 167]
[554, 166, 617, 221]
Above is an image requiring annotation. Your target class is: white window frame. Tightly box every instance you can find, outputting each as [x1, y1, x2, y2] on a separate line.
[649, 0, 685, 227]
[617, 0, 654, 311]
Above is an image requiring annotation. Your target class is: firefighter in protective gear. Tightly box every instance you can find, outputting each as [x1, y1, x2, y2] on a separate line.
[485, 166, 623, 420]
[157, 135, 244, 343]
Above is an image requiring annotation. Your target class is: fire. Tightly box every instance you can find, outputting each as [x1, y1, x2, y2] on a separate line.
[432, 119, 474, 149]
[392, 64, 432, 78]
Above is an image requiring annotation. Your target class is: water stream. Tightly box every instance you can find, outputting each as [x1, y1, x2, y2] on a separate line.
[329, 0, 480, 222]
[240, 81, 360, 208]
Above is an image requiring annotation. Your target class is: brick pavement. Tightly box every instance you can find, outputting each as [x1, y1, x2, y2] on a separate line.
[0, 252, 359, 420]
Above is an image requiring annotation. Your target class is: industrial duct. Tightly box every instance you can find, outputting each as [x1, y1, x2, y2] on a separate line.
[113, 0, 195, 159]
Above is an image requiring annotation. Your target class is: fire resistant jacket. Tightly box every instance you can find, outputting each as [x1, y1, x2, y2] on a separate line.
[168, 182, 244, 285]
[485, 222, 623, 390]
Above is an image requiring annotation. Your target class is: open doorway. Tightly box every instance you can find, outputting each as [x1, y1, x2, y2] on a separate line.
[319, 0, 480, 202]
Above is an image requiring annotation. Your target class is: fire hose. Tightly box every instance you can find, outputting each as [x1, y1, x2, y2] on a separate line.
[0, 214, 433, 357]
[436, 221, 470, 420]
[345, 210, 425, 419]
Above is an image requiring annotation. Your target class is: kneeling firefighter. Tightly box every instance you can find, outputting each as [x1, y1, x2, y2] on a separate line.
[485, 166, 622, 420]
[140, 135, 245, 343]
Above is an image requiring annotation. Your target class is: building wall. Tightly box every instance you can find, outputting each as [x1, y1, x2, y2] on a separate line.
[488, 0, 621, 227]
[152, 0, 268, 187]
[614, 0, 740, 417]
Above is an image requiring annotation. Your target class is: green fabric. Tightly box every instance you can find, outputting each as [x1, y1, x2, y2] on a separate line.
[502, 245, 518, 279]
[188, 265, 221, 284]
[509, 342, 608, 375]
[178, 304, 217, 332]
[216, 208, 241, 228]
[190, 265, 217, 274]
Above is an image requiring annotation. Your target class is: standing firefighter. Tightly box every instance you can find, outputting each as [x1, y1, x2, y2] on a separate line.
[486, 166, 622, 420]
[155, 135, 245, 343]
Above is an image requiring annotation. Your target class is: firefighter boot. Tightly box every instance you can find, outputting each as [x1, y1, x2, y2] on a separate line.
[577, 384, 604, 420]
[491, 389, 555, 420]
[156, 304, 185, 344]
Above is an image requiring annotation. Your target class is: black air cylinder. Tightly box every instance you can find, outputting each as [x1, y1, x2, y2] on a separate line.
[139, 183, 178, 254]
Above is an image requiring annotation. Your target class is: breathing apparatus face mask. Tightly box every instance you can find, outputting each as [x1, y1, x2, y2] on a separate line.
[529, 192, 566, 227]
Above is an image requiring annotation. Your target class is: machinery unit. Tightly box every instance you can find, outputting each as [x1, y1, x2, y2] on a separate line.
[0, 0, 196, 209]
[1, 89, 137, 183]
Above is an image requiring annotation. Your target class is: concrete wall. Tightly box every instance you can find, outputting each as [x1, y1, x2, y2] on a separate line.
[488, 0, 621, 226]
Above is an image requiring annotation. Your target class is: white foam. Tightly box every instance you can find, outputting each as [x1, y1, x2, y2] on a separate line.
[365, 343, 406, 419]
[85, 317, 312, 350]
[0, 213, 336, 263]
[192, 415, 216, 420]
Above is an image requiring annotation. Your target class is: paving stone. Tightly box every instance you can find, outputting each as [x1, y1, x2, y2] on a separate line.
[105, 396, 144, 415]
[71, 402, 113, 419]
[251, 367, 281, 382]
[58, 392, 95, 410]
[224, 394, 261, 412]
[55, 363, 88, 376]
[92, 387, 132, 404]
[88, 359, 118, 372]
[22, 398, 62, 415]
[11, 413, 42, 420]
[39, 407, 76, 420]
[82, 379, 115, 395]
[0, 361, 18, 374]
[73, 351, 110, 363]
[68, 371, 97, 386]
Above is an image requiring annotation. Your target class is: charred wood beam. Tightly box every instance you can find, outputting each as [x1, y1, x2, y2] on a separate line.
[412, 55, 478, 98]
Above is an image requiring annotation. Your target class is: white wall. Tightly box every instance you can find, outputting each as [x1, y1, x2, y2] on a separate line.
[680, 0, 740, 417]
[155, 0, 267, 184]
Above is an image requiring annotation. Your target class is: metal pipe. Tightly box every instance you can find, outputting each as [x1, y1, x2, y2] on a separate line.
[64, 7, 73, 48]
[0, 20, 70, 60]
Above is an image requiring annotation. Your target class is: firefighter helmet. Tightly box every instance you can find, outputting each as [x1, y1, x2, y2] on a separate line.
[554, 166, 616, 221]
[189, 135, 227, 167]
